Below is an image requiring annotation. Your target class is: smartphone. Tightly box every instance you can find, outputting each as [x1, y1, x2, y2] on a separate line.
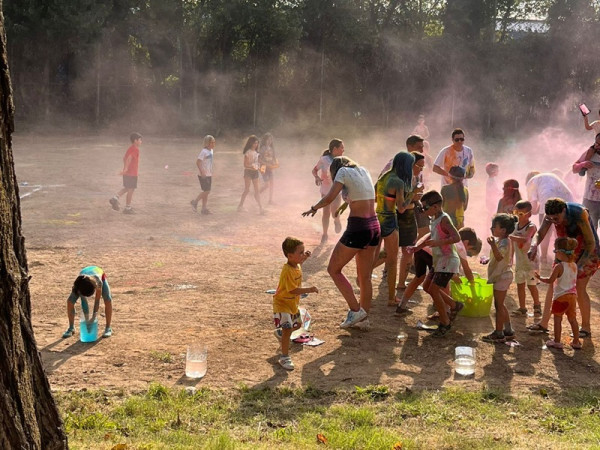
[579, 103, 591, 116]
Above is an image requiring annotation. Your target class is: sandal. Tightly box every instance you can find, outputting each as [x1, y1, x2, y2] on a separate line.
[527, 323, 549, 333]
[427, 311, 440, 321]
[395, 305, 411, 316]
[511, 308, 528, 316]
[571, 329, 591, 338]
[450, 302, 464, 321]
[545, 339, 564, 349]
[571, 341, 583, 350]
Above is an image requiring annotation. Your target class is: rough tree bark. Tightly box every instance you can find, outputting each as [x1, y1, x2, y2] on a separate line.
[0, 3, 68, 449]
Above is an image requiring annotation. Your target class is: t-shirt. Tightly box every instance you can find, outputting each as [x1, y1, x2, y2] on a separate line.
[434, 145, 475, 186]
[487, 237, 512, 283]
[430, 212, 460, 273]
[123, 145, 139, 176]
[511, 221, 539, 272]
[526, 173, 574, 211]
[273, 263, 302, 314]
[197, 148, 213, 177]
[334, 166, 375, 202]
[315, 154, 334, 195]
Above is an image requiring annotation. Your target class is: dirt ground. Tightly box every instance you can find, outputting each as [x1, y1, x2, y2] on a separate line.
[14, 133, 600, 395]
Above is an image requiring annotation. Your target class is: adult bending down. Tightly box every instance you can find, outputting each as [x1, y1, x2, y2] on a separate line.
[527, 198, 600, 337]
[303, 156, 380, 328]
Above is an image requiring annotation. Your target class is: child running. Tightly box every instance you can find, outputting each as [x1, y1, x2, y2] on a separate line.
[62, 266, 113, 339]
[535, 237, 582, 349]
[273, 237, 318, 370]
[497, 179, 521, 214]
[509, 200, 541, 316]
[409, 190, 461, 337]
[482, 213, 517, 343]
[109, 132, 142, 214]
[190, 135, 215, 215]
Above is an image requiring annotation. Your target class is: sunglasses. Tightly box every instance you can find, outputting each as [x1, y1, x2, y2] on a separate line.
[453, 137, 465, 142]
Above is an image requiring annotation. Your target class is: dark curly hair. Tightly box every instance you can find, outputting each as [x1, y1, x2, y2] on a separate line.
[492, 213, 518, 236]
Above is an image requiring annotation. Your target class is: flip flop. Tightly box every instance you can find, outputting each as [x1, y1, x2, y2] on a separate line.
[571, 342, 583, 350]
[571, 329, 591, 338]
[527, 323, 549, 333]
[545, 339, 564, 349]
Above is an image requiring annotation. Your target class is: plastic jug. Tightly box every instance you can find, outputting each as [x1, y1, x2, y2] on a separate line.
[455, 346, 475, 376]
[186, 343, 208, 379]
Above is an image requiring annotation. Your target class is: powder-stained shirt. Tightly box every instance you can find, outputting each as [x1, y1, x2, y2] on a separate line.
[434, 145, 475, 187]
[526, 173, 574, 209]
[430, 212, 460, 273]
[487, 237, 513, 283]
[273, 263, 302, 315]
[334, 166, 375, 202]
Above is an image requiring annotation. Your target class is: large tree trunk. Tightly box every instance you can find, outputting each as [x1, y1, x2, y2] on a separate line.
[0, 4, 68, 449]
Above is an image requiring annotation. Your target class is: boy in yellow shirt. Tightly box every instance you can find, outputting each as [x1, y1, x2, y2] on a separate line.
[273, 237, 318, 370]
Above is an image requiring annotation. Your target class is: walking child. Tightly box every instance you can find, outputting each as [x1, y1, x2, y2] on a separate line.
[535, 237, 581, 349]
[258, 132, 278, 205]
[482, 213, 517, 343]
[190, 135, 215, 215]
[509, 200, 541, 316]
[497, 179, 521, 214]
[408, 190, 461, 337]
[273, 237, 318, 370]
[237, 135, 265, 214]
[109, 132, 142, 214]
[62, 266, 113, 339]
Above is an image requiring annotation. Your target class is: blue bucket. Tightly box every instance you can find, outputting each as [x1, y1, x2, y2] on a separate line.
[80, 317, 99, 343]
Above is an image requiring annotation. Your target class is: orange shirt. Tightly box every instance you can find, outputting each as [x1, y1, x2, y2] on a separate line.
[123, 145, 140, 176]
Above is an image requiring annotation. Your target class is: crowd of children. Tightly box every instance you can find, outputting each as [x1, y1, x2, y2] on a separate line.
[60, 114, 599, 372]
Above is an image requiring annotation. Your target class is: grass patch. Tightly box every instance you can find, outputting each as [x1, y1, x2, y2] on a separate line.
[57, 385, 600, 449]
[149, 351, 174, 364]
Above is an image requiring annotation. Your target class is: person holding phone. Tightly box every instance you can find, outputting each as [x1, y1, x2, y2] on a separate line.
[572, 133, 600, 232]
[581, 105, 600, 134]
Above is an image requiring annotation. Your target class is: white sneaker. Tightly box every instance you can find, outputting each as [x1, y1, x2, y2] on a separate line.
[340, 308, 368, 328]
[278, 355, 295, 370]
[350, 318, 370, 330]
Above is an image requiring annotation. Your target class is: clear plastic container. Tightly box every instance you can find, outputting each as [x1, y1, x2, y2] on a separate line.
[455, 346, 475, 376]
[186, 343, 208, 378]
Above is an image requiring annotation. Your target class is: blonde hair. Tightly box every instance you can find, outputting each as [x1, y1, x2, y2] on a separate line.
[554, 237, 578, 262]
[203, 135, 215, 148]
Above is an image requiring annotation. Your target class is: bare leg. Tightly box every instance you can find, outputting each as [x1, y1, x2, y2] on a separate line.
[104, 300, 112, 328]
[493, 289, 509, 332]
[251, 178, 264, 213]
[553, 314, 562, 344]
[67, 301, 75, 328]
[124, 188, 134, 207]
[331, 194, 342, 233]
[384, 232, 399, 305]
[399, 274, 426, 308]
[238, 177, 251, 210]
[517, 283, 526, 310]
[397, 247, 412, 288]
[321, 202, 331, 241]
[536, 283, 553, 328]
[567, 310, 580, 347]
[428, 284, 450, 326]
[281, 328, 293, 356]
[528, 284, 540, 308]
[327, 241, 361, 311]
[576, 276, 591, 332]
[355, 245, 378, 313]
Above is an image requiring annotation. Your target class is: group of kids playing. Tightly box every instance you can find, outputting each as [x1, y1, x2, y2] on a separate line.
[62, 127, 586, 375]
[271, 145, 586, 371]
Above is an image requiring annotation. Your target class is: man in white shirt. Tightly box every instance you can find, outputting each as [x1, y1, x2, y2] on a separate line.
[433, 128, 475, 187]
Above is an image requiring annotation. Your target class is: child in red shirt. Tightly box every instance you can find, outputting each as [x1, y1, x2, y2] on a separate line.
[109, 132, 142, 214]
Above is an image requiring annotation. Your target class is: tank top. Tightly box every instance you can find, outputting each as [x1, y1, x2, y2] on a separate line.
[553, 261, 577, 299]
[430, 212, 460, 273]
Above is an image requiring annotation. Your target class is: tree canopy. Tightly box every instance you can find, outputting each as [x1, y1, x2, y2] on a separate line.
[4, 0, 600, 134]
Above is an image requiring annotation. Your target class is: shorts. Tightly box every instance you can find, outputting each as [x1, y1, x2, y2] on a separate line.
[430, 271, 454, 288]
[414, 250, 433, 278]
[377, 213, 398, 238]
[397, 208, 417, 247]
[339, 216, 381, 249]
[198, 175, 212, 192]
[551, 293, 577, 316]
[273, 311, 302, 330]
[244, 168, 259, 180]
[489, 272, 514, 291]
[123, 175, 138, 189]
[415, 208, 430, 229]
[514, 268, 538, 286]
[577, 254, 600, 279]
[262, 168, 273, 182]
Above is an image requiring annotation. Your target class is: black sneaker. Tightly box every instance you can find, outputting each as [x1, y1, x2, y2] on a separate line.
[190, 200, 198, 211]
[109, 197, 120, 211]
[503, 331, 516, 341]
[123, 207, 135, 215]
[201, 208, 211, 215]
[482, 331, 506, 343]
[432, 323, 451, 338]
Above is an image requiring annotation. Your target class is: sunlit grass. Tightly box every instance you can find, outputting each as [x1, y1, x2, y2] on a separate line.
[57, 383, 600, 449]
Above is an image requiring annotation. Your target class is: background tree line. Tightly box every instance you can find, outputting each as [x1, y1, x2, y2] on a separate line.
[4, 0, 600, 136]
